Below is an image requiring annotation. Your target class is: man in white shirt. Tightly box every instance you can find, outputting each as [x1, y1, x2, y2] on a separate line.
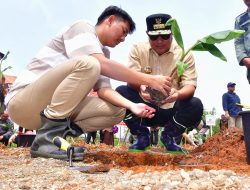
[6, 6, 172, 160]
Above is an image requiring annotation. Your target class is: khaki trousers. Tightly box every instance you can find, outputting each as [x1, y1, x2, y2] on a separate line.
[228, 115, 242, 129]
[7, 56, 125, 132]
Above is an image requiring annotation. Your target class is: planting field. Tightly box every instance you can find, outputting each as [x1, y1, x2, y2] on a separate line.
[1, 127, 250, 189]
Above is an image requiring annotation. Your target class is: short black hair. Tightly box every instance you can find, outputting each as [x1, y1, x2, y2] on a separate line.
[96, 5, 136, 34]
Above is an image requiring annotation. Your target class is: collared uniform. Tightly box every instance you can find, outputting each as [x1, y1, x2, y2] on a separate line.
[222, 92, 242, 117]
[116, 39, 203, 132]
[128, 40, 197, 109]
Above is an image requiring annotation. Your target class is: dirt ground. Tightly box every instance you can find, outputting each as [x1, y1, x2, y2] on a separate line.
[80, 127, 250, 175]
[1, 127, 249, 176]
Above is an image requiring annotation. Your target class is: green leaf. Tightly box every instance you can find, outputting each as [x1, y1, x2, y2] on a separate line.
[192, 42, 227, 61]
[0, 51, 12, 74]
[0, 123, 11, 128]
[2, 66, 12, 72]
[166, 18, 184, 51]
[176, 60, 188, 77]
[199, 30, 244, 44]
[2, 51, 10, 61]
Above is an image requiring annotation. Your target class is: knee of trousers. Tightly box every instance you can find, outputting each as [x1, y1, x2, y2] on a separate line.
[185, 97, 204, 124]
[176, 97, 203, 116]
[74, 55, 101, 79]
[174, 97, 203, 128]
[110, 107, 126, 125]
[189, 97, 203, 117]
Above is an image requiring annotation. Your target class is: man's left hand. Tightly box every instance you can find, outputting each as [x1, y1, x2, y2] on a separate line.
[152, 88, 179, 106]
[165, 88, 179, 103]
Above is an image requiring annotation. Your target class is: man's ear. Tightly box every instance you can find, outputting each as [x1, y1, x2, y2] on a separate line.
[107, 15, 116, 26]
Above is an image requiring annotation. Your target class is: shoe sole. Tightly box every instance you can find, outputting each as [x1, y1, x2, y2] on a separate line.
[30, 150, 84, 161]
[128, 146, 151, 153]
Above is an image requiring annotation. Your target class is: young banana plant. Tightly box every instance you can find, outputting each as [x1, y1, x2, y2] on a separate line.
[166, 18, 245, 80]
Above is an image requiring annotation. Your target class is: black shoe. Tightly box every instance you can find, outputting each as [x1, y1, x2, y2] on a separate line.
[31, 142, 85, 160]
[30, 111, 84, 160]
[160, 133, 182, 152]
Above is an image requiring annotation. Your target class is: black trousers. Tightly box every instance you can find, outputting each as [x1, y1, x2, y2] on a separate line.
[116, 85, 203, 134]
[150, 128, 159, 145]
[86, 131, 97, 144]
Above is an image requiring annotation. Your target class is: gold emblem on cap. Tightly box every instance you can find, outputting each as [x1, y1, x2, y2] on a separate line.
[153, 18, 165, 30]
[155, 18, 162, 24]
[144, 66, 152, 74]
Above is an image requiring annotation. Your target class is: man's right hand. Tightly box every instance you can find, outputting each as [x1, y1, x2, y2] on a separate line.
[148, 75, 172, 96]
[243, 57, 250, 68]
[139, 85, 151, 101]
[225, 112, 230, 119]
[8, 134, 17, 145]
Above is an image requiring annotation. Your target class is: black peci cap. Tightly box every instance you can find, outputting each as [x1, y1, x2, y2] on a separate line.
[146, 13, 172, 35]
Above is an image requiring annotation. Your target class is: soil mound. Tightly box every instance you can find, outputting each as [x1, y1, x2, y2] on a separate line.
[80, 128, 250, 174]
[180, 127, 250, 174]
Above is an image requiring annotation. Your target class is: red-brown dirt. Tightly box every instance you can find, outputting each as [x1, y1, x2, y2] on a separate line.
[1, 127, 249, 175]
[80, 127, 250, 175]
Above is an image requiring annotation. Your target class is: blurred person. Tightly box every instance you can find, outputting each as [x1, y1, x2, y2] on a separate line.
[100, 127, 114, 146]
[181, 133, 197, 147]
[222, 82, 242, 129]
[8, 127, 35, 146]
[235, 0, 250, 84]
[219, 114, 228, 131]
[86, 131, 97, 144]
[5, 6, 171, 160]
[116, 13, 203, 152]
[197, 119, 210, 138]
[0, 112, 14, 146]
[186, 119, 209, 146]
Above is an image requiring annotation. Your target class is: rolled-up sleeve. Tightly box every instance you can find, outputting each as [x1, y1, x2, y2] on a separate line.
[234, 19, 248, 65]
[93, 76, 111, 91]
